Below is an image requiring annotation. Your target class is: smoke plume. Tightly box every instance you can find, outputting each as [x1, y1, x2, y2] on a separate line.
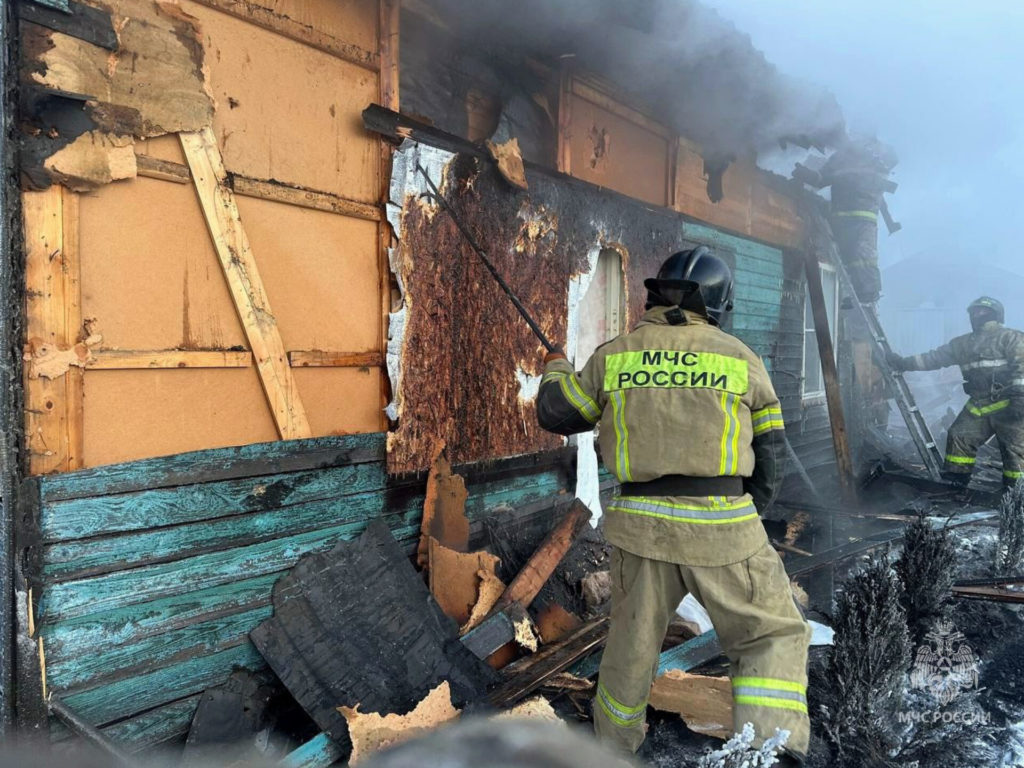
[427, 0, 846, 157]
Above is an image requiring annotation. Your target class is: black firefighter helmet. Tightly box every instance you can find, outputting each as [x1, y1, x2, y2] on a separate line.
[967, 296, 1004, 331]
[644, 246, 735, 326]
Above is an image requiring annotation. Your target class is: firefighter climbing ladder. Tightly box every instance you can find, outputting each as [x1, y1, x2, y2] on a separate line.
[828, 248, 945, 480]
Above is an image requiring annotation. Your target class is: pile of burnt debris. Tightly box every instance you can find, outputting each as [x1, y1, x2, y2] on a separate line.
[63, 455, 1024, 768]
[168, 450, 630, 766]
[157, 449, 791, 767]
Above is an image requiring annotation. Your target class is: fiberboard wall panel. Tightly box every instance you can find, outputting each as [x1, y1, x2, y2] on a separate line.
[184, 0, 381, 203]
[250, 0, 380, 55]
[237, 196, 381, 353]
[674, 143, 803, 249]
[42, 0, 389, 468]
[674, 142, 753, 234]
[292, 367, 383, 436]
[80, 176, 246, 351]
[82, 368, 279, 466]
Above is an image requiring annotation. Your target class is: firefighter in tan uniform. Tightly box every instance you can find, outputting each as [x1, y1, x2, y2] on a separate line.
[889, 296, 1024, 488]
[536, 247, 811, 763]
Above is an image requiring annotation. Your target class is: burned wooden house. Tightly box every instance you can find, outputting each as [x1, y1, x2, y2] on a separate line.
[0, 0, 895, 758]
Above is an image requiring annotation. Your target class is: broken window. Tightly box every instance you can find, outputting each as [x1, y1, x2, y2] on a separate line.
[803, 263, 838, 399]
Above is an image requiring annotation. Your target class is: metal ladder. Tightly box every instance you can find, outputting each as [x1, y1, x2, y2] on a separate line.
[829, 252, 945, 480]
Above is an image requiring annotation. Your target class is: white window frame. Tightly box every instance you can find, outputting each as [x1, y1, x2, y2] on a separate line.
[802, 263, 839, 400]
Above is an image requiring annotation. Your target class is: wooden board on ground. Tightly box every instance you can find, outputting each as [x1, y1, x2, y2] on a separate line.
[459, 603, 531, 662]
[490, 500, 591, 616]
[249, 521, 495, 746]
[487, 617, 609, 708]
[572, 628, 723, 681]
[535, 603, 583, 645]
[649, 670, 732, 739]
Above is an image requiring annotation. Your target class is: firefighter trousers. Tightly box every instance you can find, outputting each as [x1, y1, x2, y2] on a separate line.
[944, 402, 1024, 485]
[594, 543, 811, 757]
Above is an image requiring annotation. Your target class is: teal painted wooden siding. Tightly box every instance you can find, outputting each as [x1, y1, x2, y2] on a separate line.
[25, 434, 572, 751]
[682, 222, 787, 369]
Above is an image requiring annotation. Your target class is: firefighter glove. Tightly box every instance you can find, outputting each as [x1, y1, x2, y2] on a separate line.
[886, 351, 907, 371]
[543, 348, 567, 365]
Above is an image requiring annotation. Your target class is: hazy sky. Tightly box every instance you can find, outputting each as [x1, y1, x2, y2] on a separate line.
[703, 0, 1024, 275]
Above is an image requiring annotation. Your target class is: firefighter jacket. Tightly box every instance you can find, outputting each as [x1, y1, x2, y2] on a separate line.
[902, 321, 1024, 407]
[536, 306, 787, 566]
[819, 149, 889, 220]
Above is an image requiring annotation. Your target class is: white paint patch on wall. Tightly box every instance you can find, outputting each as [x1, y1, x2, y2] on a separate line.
[569, 243, 606, 525]
[515, 367, 541, 402]
[566, 244, 601, 367]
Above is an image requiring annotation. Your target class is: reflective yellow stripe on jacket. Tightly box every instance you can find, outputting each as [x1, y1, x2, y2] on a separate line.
[719, 392, 741, 475]
[541, 370, 600, 423]
[833, 209, 878, 221]
[751, 405, 785, 436]
[610, 390, 632, 481]
[608, 496, 759, 525]
[967, 399, 1010, 417]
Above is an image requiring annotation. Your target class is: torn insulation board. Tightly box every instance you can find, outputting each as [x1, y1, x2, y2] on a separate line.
[339, 682, 461, 765]
[511, 612, 539, 653]
[428, 540, 501, 626]
[20, 0, 214, 189]
[42, 130, 136, 191]
[485, 136, 528, 191]
[495, 696, 560, 722]
[460, 569, 506, 634]
[417, 444, 470, 569]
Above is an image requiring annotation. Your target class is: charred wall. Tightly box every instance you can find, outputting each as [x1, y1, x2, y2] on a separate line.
[0, 0, 21, 729]
[383, 128, 807, 475]
[387, 141, 697, 473]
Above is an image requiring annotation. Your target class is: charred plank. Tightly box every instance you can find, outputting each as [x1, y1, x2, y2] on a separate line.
[249, 520, 495, 747]
[489, 499, 591, 616]
[17, 0, 117, 51]
[487, 617, 609, 708]
[952, 585, 1024, 604]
